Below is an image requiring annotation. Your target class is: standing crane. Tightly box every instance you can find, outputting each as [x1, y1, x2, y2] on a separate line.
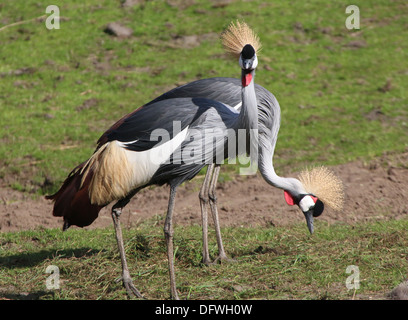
[47, 21, 263, 299]
[47, 21, 344, 299]
[147, 77, 344, 265]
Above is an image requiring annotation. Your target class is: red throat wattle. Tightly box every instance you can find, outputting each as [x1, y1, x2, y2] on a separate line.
[242, 73, 252, 87]
[284, 190, 295, 206]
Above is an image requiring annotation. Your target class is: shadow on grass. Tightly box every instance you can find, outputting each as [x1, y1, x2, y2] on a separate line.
[0, 290, 55, 300]
[227, 245, 281, 260]
[0, 248, 103, 269]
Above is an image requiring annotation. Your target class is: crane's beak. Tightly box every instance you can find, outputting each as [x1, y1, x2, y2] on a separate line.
[303, 210, 314, 234]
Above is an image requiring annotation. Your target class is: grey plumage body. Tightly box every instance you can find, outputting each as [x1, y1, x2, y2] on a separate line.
[102, 77, 259, 190]
[153, 77, 285, 191]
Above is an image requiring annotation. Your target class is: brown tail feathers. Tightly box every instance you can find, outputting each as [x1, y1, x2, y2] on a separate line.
[45, 161, 103, 230]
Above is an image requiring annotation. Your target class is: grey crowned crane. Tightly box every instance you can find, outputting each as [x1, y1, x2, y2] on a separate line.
[153, 77, 345, 265]
[47, 21, 263, 299]
[47, 21, 344, 299]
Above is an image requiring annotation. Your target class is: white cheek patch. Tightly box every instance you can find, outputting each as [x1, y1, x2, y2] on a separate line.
[299, 196, 316, 212]
[252, 55, 258, 69]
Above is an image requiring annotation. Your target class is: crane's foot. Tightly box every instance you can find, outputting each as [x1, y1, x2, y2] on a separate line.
[123, 279, 144, 299]
[212, 253, 236, 265]
[202, 253, 236, 266]
[171, 291, 180, 300]
[117, 273, 145, 299]
[201, 256, 213, 266]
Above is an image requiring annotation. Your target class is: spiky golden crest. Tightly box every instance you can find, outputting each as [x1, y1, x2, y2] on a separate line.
[220, 20, 261, 57]
[298, 166, 345, 211]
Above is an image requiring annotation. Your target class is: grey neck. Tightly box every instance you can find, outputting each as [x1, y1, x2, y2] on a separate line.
[235, 69, 258, 165]
[260, 157, 302, 193]
[257, 97, 305, 196]
[236, 69, 258, 130]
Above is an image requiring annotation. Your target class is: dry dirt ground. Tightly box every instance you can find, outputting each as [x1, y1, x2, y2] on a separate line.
[1, 152, 407, 233]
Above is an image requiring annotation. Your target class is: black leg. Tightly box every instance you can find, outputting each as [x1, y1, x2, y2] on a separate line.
[164, 185, 180, 300]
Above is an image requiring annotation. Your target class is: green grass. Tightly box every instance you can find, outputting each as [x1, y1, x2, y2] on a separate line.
[0, 0, 407, 193]
[1, 0, 407, 301]
[1, 217, 407, 300]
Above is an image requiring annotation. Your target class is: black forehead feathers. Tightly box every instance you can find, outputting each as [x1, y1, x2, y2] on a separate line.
[241, 44, 255, 59]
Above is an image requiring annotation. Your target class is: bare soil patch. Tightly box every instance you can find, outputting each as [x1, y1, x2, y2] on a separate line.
[1, 152, 407, 233]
